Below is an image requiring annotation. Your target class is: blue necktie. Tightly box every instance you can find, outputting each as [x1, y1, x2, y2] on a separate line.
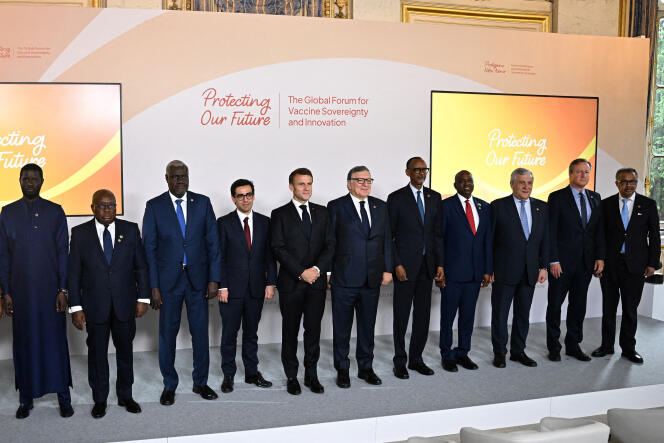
[519, 200, 530, 240]
[621, 198, 629, 253]
[359, 200, 370, 237]
[176, 199, 187, 265]
[103, 226, 113, 265]
[300, 204, 312, 239]
[579, 191, 588, 228]
[417, 190, 426, 254]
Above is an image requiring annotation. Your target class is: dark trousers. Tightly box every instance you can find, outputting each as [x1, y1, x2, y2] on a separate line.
[86, 305, 136, 403]
[546, 263, 593, 352]
[491, 273, 535, 355]
[219, 294, 264, 377]
[278, 284, 326, 379]
[159, 272, 209, 390]
[393, 263, 432, 367]
[332, 285, 380, 371]
[440, 281, 481, 360]
[599, 257, 645, 353]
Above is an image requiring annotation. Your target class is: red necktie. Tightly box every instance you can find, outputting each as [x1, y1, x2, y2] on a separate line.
[465, 200, 476, 235]
[243, 217, 251, 251]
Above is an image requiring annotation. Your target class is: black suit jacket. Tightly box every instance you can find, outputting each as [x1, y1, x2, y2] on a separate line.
[601, 193, 661, 275]
[328, 194, 393, 289]
[218, 211, 277, 299]
[270, 201, 335, 292]
[387, 185, 443, 278]
[491, 195, 549, 286]
[68, 219, 150, 323]
[548, 186, 605, 271]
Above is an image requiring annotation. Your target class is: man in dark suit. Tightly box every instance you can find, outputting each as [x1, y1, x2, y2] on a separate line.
[491, 168, 548, 368]
[387, 157, 443, 379]
[439, 170, 492, 372]
[270, 168, 335, 395]
[68, 189, 150, 418]
[593, 168, 661, 363]
[217, 179, 277, 393]
[328, 166, 393, 388]
[547, 158, 605, 362]
[142, 160, 221, 405]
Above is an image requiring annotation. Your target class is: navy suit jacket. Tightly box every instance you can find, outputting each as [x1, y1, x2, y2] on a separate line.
[68, 219, 150, 323]
[491, 195, 549, 286]
[548, 186, 605, 271]
[270, 201, 335, 292]
[328, 194, 393, 289]
[441, 195, 493, 283]
[142, 191, 221, 292]
[217, 210, 277, 299]
[387, 185, 443, 278]
[601, 193, 661, 275]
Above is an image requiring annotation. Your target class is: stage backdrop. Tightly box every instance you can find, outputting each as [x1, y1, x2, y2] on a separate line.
[0, 5, 650, 359]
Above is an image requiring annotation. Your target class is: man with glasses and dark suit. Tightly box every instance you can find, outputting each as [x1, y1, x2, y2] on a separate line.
[217, 179, 277, 393]
[270, 168, 335, 395]
[328, 166, 393, 388]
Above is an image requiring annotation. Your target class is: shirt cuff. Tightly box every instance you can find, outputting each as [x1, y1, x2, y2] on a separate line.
[313, 266, 321, 276]
[68, 306, 82, 314]
[219, 288, 228, 291]
[137, 299, 151, 304]
[550, 262, 560, 265]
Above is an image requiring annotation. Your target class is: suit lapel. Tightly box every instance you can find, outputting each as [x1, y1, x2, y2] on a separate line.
[185, 193, 196, 239]
[231, 212, 251, 254]
[454, 195, 474, 235]
[565, 187, 584, 228]
[110, 221, 125, 266]
[407, 185, 424, 228]
[509, 197, 528, 242]
[368, 197, 378, 237]
[474, 199, 486, 233]
[162, 192, 184, 238]
[342, 194, 367, 237]
[88, 219, 108, 266]
[287, 201, 310, 240]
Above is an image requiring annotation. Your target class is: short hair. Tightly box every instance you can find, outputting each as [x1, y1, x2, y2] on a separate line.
[615, 167, 638, 180]
[289, 167, 313, 184]
[166, 160, 188, 174]
[406, 157, 423, 169]
[454, 170, 472, 182]
[20, 163, 43, 179]
[347, 165, 370, 181]
[510, 168, 534, 184]
[230, 179, 254, 196]
[92, 189, 115, 204]
[568, 158, 592, 174]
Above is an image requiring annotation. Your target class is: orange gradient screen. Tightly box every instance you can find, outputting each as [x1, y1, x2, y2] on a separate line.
[430, 92, 597, 201]
[0, 83, 122, 215]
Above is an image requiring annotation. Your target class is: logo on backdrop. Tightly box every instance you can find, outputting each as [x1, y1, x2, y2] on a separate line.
[485, 128, 547, 167]
[0, 131, 47, 168]
[200, 88, 272, 126]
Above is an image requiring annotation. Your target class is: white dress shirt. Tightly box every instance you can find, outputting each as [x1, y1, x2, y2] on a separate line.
[619, 195, 634, 222]
[237, 209, 253, 242]
[349, 193, 371, 226]
[170, 191, 188, 222]
[410, 183, 425, 212]
[513, 195, 532, 231]
[457, 194, 479, 230]
[292, 199, 310, 220]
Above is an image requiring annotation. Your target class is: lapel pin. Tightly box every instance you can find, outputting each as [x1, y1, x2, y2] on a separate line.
[536, 208, 540, 211]
[35, 213, 39, 217]
[427, 194, 430, 198]
[637, 204, 641, 208]
[373, 205, 376, 209]
[190, 198, 194, 202]
[638, 212, 642, 216]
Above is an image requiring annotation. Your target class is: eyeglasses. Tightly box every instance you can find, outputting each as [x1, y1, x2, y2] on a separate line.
[96, 204, 117, 210]
[618, 180, 638, 185]
[235, 192, 254, 200]
[349, 178, 375, 184]
[410, 167, 430, 174]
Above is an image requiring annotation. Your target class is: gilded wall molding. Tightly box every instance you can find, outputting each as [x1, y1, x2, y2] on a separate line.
[401, 1, 551, 32]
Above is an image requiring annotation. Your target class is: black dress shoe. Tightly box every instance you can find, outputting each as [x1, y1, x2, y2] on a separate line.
[286, 377, 301, 395]
[15, 403, 33, 419]
[245, 371, 272, 388]
[622, 351, 644, 364]
[358, 368, 382, 385]
[393, 366, 409, 379]
[192, 384, 218, 400]
[160, 389, 175, 406]
[118, 398, 141, 413]
[566, 348, 591, 362]
[91, 402, 106, 419]
[548, 350, 561, 362]
[336, 370, 351, 388]
[304, 376, 325, 394]
[221, 375, 234, 393]
[456, 355, 479, 370]
[408, 362, 434, 376]
[442, 359, 458, 372]
[493, 353, 506, 368]
[510, 352, 537, 367]
[59, 403, 74, 418]
[591, 346, 615, 358]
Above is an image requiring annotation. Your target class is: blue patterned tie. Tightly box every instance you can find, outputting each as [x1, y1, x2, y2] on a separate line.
[103, 226, 113, 265]
[417, 190, 426, 254]
[176, 199, 187, 265]
[579, 191, 588, 228]
[519, 200, 530, 240]
[621, 198, 629, 253]
[359, 201, 370, 236]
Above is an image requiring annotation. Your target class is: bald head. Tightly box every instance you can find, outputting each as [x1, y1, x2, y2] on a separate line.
[91, 189, 116, 226]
